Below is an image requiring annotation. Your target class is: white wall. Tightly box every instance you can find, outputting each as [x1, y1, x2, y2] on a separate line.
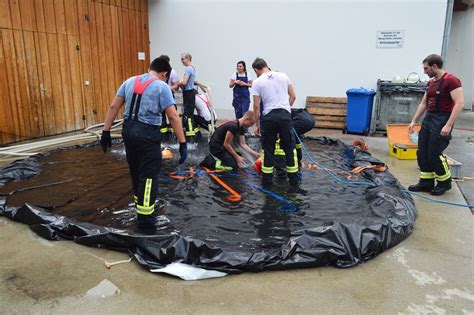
[446, 6, 473, 110]
[149, 0, 447, 118]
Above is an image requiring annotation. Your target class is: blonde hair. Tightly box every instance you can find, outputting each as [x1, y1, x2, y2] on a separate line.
[242, 111, 255, 124]
[182, 52, 192, 61]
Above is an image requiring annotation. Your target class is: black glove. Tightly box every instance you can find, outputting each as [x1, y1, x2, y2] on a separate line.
[100, 130, 112, 153]
[178, 142, 188, 164]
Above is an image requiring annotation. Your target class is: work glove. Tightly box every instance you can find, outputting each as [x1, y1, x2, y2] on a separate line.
[100, 130, 112, 153]
[178, 142, 188, 164]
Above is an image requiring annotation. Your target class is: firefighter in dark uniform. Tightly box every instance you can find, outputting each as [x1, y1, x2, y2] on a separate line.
[408, 54, 464, 196]
[178, 52, 201, 141]
[100, 57, 188, 228]
[200, 111, 259, 170]
[291, 108, 316, 166]
[273, 108, 315, 177]
[254, 108, 314, 177]
[252, 57, 299, 186]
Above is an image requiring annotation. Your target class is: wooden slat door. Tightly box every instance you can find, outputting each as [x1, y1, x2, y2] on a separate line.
[0, 0, 150, 145]
[36, 33, 85, 135]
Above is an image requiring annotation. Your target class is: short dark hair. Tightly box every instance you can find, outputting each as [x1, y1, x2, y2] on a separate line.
[149, 57, 171, 73]
[423, 54, 443, 69]
[159, 55, 170, 62]
[237, 60, 247, 72]
[252, 57, 268, 70]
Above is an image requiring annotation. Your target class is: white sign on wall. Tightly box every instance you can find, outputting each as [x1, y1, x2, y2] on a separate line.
[376, 30, 404, 48]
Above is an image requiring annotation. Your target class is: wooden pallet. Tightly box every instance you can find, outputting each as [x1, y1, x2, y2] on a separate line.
[306, 96, 347, 130]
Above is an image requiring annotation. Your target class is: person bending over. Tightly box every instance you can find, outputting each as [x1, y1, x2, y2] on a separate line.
[201, 111, 259, 170]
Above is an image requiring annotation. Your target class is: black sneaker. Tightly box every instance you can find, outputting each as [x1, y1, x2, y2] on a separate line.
[408, 182, 434, 192]
[430, 182, 452, 196]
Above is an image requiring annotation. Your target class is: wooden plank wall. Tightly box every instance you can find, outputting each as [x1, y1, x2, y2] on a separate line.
[0, 0, 149, 144]
[306, 96, 347, 130]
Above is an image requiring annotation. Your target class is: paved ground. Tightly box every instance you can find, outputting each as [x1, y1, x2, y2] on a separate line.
[445, 111, 474, 211]
[0, 111, 473, 314]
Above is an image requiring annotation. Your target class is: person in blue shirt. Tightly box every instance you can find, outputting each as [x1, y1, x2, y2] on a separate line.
[100, 57, 188, 229]
[177, 52, 200, 140]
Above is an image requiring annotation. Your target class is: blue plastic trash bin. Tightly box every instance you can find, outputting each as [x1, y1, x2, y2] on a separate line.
[345, 88, 376, 135]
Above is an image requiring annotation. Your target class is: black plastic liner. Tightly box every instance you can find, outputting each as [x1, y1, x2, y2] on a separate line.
[0, 137, 417, 274]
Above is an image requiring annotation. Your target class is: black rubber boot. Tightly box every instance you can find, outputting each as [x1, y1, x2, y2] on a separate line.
[430, 180, 452, 196]
[408, 179, 434, 192]
[137, 214, 159, 229]
[262, 173, 273, 188]
[288, 172, 300, 187]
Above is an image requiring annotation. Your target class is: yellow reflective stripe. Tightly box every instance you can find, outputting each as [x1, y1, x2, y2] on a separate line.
[261, 150, 273, 173]
[136, 204, 155, 215]
[262, 166, 274, 174]
[440, 155, 451, 177]
[186, 118, 196, 136]
[160, 127, 169, 133]
[275, 139, 281, 151]
[143, 178, 152, 207]
[215, 160, 233, 171]
[133, 195, 138, 203]
[420, 171, 435, 179]
[286, 149, 299, 173]
[296, 143, 302, 149]
[275, 149, 285, 156]
[436, 173, 451, 182]
[287, 166, 298, 173]
[293, 149, 298, 169]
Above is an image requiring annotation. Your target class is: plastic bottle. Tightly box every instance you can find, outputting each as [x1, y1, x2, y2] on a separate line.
[410, 131, 419, 144]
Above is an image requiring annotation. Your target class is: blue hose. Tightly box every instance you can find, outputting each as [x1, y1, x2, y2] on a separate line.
[294, 129, 474, 209]
[222, 171, 298, 212]
[293, 130, 375, 187]
[401, 189, 473, 208]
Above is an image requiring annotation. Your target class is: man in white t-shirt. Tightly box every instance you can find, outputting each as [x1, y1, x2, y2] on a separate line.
[251, 57, 298, 187]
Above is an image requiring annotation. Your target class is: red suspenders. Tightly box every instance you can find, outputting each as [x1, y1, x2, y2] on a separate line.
[127, 75, 158, 120]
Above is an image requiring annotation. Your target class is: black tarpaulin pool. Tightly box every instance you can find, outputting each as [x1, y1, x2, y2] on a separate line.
[0, 137, 416, 274]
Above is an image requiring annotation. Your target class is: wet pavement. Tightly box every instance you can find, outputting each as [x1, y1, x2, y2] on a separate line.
[0, 111, 473, 314]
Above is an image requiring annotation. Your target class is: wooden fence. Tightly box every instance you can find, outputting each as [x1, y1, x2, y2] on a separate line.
[0, 0, 149, 144]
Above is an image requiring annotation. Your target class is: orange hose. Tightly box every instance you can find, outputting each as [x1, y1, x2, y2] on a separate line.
[203, 167, 241, 202]
[169, 167, 195, 179]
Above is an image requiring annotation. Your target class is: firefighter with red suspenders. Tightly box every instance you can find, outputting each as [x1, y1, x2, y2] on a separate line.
[408, 54, 464, 196]
[100, 57, 188, 229]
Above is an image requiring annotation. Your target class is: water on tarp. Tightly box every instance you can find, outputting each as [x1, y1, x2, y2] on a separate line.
[1, 138, 370, 252]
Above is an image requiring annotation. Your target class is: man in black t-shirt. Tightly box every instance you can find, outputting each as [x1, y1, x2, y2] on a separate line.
[201, 111, 260, 170]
